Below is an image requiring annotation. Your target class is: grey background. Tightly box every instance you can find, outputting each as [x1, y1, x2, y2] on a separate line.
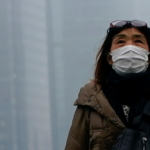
[0, 0, 150, 150]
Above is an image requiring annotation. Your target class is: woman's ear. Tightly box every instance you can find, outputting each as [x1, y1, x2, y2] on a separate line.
[107, 53, 113, 65]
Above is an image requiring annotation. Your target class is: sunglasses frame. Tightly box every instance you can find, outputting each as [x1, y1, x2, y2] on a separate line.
[110, 20, 147, 28]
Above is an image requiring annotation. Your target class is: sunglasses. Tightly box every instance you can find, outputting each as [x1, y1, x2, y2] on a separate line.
[110, 20, 147, 28]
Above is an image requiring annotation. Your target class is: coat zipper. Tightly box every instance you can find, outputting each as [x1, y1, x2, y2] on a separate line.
[142, 137, 147, 150]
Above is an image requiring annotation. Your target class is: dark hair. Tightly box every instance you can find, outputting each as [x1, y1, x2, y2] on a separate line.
[94, 24, 150, 87]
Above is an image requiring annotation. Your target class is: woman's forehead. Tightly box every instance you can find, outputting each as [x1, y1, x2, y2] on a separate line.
[117, 28, 144, 36]
[112, 28, 146, 41]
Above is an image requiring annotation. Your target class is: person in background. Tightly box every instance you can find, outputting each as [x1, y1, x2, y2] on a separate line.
[65, 20, 150, 150]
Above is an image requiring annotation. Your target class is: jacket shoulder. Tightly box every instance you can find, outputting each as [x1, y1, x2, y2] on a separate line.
[74, 81, 101, 106]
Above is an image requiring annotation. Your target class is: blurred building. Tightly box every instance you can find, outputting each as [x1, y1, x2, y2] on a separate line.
[0, 0, 52, 150]
[48, 0, 104, 149]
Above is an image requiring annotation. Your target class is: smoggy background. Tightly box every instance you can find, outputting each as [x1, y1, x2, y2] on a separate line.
[1, 0, 150, 150]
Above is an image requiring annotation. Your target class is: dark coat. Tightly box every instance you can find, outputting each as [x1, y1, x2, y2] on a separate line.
[65, 82, 125, 150]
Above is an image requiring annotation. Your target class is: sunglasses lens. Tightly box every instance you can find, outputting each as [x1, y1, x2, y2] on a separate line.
[111, 20, 127, 27]
[110, 20, 147, 28]
[131, 20, 147, 27]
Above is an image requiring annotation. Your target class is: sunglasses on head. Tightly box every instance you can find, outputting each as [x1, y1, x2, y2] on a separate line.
[110, 20, 147, 28]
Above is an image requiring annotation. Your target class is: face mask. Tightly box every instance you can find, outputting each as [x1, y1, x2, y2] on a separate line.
[110, 45, 150, 77]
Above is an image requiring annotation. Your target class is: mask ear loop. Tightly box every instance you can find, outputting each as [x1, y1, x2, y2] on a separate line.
[148, 53, 150, 64]
[109, 52, 112, 56]
[107, 53, 113, 65]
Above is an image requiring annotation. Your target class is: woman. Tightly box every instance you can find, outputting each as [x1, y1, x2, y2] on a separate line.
[65, 20, 150, 150]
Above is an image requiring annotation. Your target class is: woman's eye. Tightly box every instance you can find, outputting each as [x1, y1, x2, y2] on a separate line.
[117, 40, 125, 44]
[135, 40, 143, 43]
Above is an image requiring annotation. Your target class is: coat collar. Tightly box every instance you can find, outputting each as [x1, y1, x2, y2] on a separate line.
[74, 81, 125, 130]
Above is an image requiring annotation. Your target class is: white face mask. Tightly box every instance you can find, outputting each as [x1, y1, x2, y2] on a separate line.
[110, 45, 150, 77]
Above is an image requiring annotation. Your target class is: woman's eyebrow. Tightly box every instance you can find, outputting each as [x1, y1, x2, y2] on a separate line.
[133, 34, 145, 39]
[113, 34, 146, 40]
